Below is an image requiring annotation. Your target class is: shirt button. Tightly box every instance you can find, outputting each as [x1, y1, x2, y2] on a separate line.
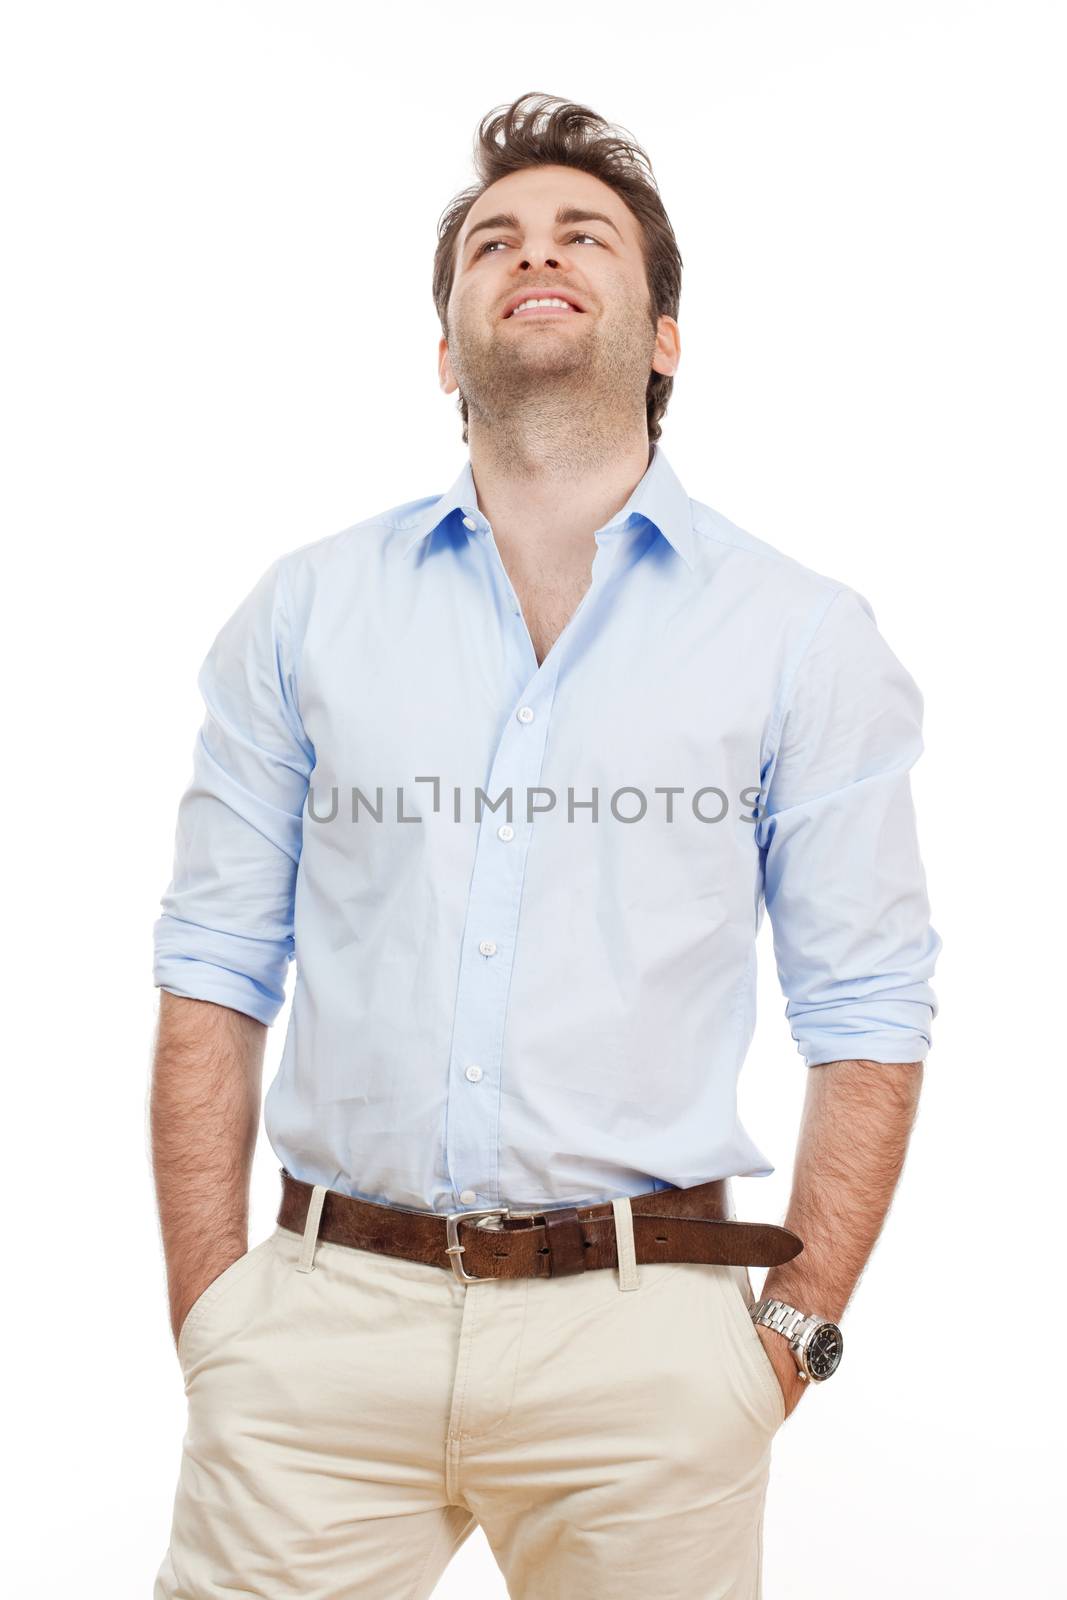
[516, 705, 535, 724]
[478, 939, 498, 956]
[497, 823, 515, 842]
[459, 1188, 477, 1205]
[464, 1064, 483, 1082]
[462, 516, 477, 530]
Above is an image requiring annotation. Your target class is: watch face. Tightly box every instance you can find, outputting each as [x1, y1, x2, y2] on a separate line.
[805, 1321, 843, 1380]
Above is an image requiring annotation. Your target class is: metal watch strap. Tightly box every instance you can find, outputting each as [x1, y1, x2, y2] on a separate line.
[752, 1297, 810, 1342]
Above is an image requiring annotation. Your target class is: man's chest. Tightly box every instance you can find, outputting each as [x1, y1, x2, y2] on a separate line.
[299, 563, 776, 831]
[510, 568, 594, 667]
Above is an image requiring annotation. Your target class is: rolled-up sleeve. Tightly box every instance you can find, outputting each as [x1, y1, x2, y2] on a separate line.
[152, 556, 314, 1025]
[756, 584, 941, 1066]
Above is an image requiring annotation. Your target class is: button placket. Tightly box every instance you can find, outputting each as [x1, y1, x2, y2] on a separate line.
[444, 524, 630, 1205]
[444, 663, 562, 1204]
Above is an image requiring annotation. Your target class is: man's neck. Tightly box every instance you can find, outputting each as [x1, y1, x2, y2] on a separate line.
[466, 410, 652, 562]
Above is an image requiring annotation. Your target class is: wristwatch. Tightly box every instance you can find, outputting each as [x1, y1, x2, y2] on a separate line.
[751, 1298, 844, 1383]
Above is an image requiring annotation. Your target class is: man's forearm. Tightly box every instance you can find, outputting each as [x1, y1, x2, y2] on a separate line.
[149, 991, 266, 1344]
[760, 1058, 924, 1323]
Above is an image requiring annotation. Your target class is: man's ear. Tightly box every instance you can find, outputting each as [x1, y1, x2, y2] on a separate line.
[651, 315, 681, 379]
[438, 336, 458, 396]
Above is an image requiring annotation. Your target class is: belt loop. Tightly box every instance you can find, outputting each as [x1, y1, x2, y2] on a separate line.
[611, 1195, 640, 1291]
[296, 1183, 328, 1273]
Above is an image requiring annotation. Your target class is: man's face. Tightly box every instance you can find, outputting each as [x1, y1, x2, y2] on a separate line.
[439, 164, 678, 423]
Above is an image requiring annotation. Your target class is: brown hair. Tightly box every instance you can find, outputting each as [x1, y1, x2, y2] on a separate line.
[432, 91, 683, 444]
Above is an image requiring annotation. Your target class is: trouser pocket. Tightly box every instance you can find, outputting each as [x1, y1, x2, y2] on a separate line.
[719, 1264, 787, 1431]
[176, 1234, 276, 1370]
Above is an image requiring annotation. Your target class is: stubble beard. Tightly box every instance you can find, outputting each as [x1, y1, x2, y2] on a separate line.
[447, 294, 658, 476]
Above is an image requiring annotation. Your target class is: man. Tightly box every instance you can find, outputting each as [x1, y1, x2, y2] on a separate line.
[151, 91, 940, 1598]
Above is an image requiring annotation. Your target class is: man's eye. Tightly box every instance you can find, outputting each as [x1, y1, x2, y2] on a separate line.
[475, 232, 602, 258]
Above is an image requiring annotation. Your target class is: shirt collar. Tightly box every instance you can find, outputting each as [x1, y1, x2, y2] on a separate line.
[399, 441, 696, 570]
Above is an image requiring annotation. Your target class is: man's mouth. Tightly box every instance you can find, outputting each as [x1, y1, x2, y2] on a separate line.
[503, 293, 585, 319]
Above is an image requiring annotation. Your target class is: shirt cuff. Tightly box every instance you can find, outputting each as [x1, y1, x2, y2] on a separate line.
[799, 1032, 932, 1067]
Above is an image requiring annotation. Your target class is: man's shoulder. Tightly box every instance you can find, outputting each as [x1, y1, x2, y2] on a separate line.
[694, 496, 851, 601]
[684, 500, 912, 702]
[276, 491, 436, 579]
[255, 493, 450, 629]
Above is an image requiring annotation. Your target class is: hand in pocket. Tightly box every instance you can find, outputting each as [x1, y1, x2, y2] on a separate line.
[171, 1247, 249, 1350]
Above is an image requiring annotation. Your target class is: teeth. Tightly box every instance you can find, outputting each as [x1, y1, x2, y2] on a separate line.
[511, 297, 576, 315]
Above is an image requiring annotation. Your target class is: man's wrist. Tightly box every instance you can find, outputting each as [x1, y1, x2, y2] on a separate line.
[761, 1272, 844, 1325]
[753, 1295, 846, 1385]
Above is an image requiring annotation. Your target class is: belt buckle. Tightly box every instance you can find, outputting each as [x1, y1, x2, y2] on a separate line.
[445, 1207, 511, 1283]
[444, 1204, 549, 1284]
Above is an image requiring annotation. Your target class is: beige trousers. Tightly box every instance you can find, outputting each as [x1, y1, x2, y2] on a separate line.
[154, 1191, 786, 1599]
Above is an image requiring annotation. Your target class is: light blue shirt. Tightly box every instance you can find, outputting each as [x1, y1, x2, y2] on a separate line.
[153, 443, 940, 1214]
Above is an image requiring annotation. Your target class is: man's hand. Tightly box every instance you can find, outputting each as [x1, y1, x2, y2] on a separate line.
[172, 1298, 198, 1350]
[169, 1248, 245, 1349]
[756, 1322, 809, 1421]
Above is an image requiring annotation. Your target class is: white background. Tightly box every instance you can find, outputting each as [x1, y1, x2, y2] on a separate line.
[5, 2, 1063, 1594]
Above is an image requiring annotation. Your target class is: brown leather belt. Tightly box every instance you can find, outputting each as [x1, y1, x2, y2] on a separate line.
[277, 1168, 803, 1284]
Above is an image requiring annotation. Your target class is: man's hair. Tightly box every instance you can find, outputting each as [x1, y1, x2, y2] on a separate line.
[433, 91, 683, 444]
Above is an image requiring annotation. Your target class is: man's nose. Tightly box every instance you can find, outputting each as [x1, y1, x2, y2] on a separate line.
[519, 256, 560, 269]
